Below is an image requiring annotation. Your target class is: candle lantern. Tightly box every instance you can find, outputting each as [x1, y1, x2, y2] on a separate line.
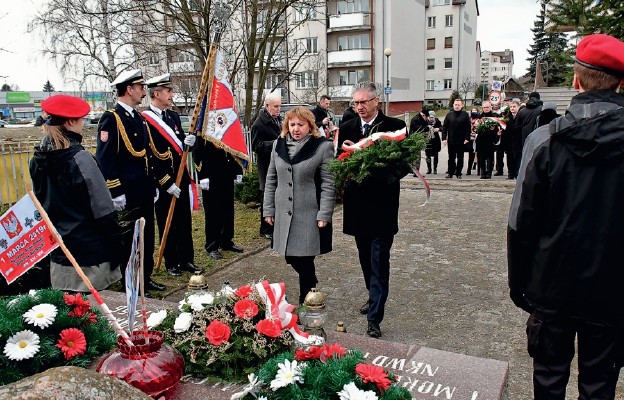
[188, 271, 208, 291]
[300, 288, 327, 339]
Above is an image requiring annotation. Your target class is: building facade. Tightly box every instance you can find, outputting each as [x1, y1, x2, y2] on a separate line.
[480, 49, 514, 84]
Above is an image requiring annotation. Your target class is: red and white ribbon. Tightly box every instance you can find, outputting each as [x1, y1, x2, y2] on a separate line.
[255, 280, 309, 343]
[412, 168, 431, 207]
[480, 117, 507, 130]
[341, 127, 407, 152]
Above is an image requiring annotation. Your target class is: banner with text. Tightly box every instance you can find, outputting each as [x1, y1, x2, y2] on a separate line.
[0, 195, 58, 284]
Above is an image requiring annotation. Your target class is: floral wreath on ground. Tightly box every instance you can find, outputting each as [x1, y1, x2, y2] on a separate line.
[150, 282, 298, 381]
[329, 126, 426, 191]
[231, 343, 411, 399]
[0, 288, 117, 385]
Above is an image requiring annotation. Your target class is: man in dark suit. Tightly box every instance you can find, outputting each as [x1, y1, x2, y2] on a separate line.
[96, 69, 165, 291]
[312, 94, 332, 134]
[142, 73, 202, 277]
[337, 82, 409, 339]
[251, 92, 282, 240]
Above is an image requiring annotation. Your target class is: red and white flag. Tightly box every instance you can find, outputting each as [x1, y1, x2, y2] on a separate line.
[0, 195, 59, 284]
[202, 50, 251, 171]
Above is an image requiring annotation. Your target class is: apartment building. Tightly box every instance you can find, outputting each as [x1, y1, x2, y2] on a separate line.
[480, 49, 514, 83]
[423, 0, 480, 107]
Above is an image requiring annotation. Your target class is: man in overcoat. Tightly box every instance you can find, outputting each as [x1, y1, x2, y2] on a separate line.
[337, 82, 409, 338]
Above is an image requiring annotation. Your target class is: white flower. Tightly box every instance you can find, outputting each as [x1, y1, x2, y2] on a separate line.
[220, 283, 235, 297]
[337, 382, 379, 400]
[229, 373, 262, 400]
[178, 299, 188, 311]
[23, 303, 58, 329]
[269, 359, 304, 391]
[173, 312, 193, 333]
[146, 310, 167, 329]
[7, 297, 20, 309]
[187, 293, 214, 311]
[258, 397, 268, 400]
[3, 330, 41, 361]
[28, 290, 38, 298]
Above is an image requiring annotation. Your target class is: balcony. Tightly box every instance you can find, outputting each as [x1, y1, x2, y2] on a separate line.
[327, 49, 371, 67]
[328, 13, 371, 32]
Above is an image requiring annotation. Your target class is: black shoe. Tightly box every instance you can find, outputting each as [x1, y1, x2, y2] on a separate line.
[494, 172, 503, 176]
[426, 170, 432, 174]
[480, 175, 488, 179]
[367, 321, 382, 338]
[222, 244, 244, 253]
[507, 176, 515, 180]
[262, 233, 273, 240]
[433, 170, 437, 174]
[466, 171, 471, 175]
[445, 174, 453, 179]
[359, 302, 370, 315]
[147, 280, 166, 291]
[166, 265, 182, 276]
[180, 262, 203, 273]
[456, 175, 462, 179]
[209, 250, 223, 260]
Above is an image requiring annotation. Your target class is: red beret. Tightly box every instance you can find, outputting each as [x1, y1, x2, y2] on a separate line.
[41, 94, 91, 119]
[575, 34, 624, 77]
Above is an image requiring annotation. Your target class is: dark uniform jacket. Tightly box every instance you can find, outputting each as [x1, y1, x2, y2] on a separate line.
[251, 110, 282, 191]
[143, 107, 190, 191]
[312, 105, 330, 129]
[96, 103, 155, 204]
[508, 90, 624, 324]
[193, 138, 242, 185]
[30, 130, 123, 267]
[515, 97, 543, 145]
[337, 111, 408, 237]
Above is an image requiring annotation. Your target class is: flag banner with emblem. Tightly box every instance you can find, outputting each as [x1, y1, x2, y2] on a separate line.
[200, 50, 251, 171]
[0, 195, 59, 284]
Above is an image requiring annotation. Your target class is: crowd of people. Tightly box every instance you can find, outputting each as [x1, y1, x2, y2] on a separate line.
[27, 31, 624, 398]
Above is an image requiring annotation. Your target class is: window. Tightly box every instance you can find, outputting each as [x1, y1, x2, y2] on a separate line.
[444, 37, 453, 48]
[426, 80, 435, 91]
[337, 34, 370, 51]
[444, 79, 452, 89]
[427, 16, 436, 28]
[445, 14, 453, 27]
[337, 0, 370, 14]
[427, 38, 435, 50]
[265, 74, 286, 89]
[148, 54, 159, 65]
[294, 5, 317, 21]
[427, 59, 435, 70]
[433, 0, 451, 5]
[296, 71, 318, 88]
[295, 37, 318, 55]
[339, 69, 370, 85]
[444, 58, 452, 69]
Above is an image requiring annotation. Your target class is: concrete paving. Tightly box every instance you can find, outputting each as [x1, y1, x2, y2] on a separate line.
[174, 148, 624, 399]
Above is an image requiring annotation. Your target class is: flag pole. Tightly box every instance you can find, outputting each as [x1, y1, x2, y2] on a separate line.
[27, 191, 134, 346]
[155, 5, 228, 271]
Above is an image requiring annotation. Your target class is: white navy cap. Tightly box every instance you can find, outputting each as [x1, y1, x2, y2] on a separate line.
[146, 73, 174, 89]
[111, 69, 145, 88]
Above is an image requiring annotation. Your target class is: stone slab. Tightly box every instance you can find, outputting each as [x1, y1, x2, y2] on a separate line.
[92, 290, 508, 399]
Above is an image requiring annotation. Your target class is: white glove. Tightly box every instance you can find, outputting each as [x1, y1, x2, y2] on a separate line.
[112, 194, 126, 211]
[167, 183, 181, 198]
[200, 178, 210, 191]
[154, 189, 159, 203]
[184, 134, 196, 147]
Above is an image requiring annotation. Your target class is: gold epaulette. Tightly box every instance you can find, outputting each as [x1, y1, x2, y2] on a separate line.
[111, 111, 146, 158]
[145, 124, 172, 161]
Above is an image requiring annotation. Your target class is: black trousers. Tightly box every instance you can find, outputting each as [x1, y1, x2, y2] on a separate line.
[121, 196, 155, 280]
[527, 312, 623, 400]
[155, 185, 194, 268]
[354, 235, 394, 324]
[495, 147, 505, 174]
[259, 189, 274, 236]
[447, 144, 464, 176]
[506, 150, 517, 178]
[478, 151, 494, 177]
[467, 150, 476, 174]
[202, 178, 235, 252]
[285, 255, 317, 304]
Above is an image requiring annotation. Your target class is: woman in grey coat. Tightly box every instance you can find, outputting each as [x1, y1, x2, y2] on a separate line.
[263, 107, 336, 304]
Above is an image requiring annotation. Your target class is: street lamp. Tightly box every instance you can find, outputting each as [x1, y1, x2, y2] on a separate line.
[384, 48, 392, 115]
[481, 72, 488, 103]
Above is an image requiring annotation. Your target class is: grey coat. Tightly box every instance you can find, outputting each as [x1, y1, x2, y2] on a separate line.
[263, 136, 335, 256]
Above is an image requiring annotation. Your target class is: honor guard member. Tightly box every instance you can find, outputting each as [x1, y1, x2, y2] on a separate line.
[96, 69, 165, 292]
[142, 73, 202, 277]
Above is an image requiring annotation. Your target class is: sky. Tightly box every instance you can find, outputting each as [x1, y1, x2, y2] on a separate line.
[0, 0, 542, 92]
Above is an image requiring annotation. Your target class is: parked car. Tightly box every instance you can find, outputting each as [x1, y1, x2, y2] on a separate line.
[279, 103, 313, 119]
[473, 99, 483, 106]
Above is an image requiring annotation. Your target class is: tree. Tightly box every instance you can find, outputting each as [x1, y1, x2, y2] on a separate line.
[43, 80, 55, 93]
[545, 0, 624, 40]
[475, 83, 490, 101]
[526, 2, 571, 87]
[458, 75, 477, 104]
[448, 90, 461, 108]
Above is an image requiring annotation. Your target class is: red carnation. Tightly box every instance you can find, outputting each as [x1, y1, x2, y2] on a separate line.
[338, 151, 352, 161]
[206, 320, 231, 346]
[295, 345, 324, 361]
[56, 328, 87, 360]
[256, 319, 282, 338]
[320, 343, 347, 362]
[87, 312, 97, 325]
[234, 285, 253, 298]
[233, 299, 259, 319]
[64, 293, 90, 317]
[355, 363, 393, 392]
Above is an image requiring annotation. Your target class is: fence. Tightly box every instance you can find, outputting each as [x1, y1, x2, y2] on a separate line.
[1, 131, 255, 207]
